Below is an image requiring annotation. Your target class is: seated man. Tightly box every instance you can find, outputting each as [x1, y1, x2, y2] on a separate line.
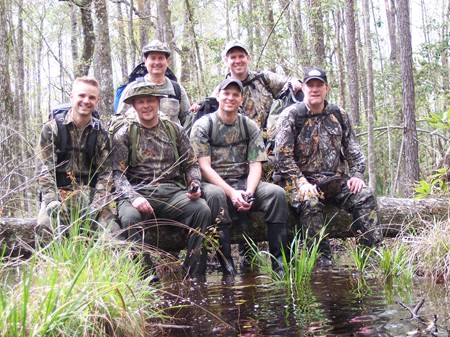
[274, 68, 383, 266]
[36, 76, 118, 238]
[190, 78, 289, 276]
[112, 81, 210, 279]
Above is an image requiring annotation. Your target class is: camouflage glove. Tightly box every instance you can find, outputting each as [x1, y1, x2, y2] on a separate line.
[316, 176, 346, 199]
[46, 200, 62, 216]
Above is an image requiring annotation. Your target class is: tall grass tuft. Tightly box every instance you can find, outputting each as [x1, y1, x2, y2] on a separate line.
[373, 242, 415, 285]
[245, 228, 324, 285]
[399, 217, 450, 283]
[0, 214, 166, 337]
[346, 243, 375, 274]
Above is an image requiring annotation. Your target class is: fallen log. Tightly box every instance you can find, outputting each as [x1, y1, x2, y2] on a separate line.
[0, 197, 448, 255]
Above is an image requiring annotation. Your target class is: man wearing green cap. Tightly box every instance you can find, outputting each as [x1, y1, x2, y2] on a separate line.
[112, 81, 210, 279]
[116, 39, 191, 126]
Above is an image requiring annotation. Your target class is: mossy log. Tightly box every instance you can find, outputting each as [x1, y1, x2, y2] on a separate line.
[1, 197, 449, 256]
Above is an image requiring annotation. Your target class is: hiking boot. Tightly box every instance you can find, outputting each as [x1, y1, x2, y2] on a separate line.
[317, 255, 333, 269]
[220, 258, 237, 276]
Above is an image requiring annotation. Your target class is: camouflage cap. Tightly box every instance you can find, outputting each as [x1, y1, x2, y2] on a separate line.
[142, 39, 171, 58]
[223, 39, 249, 56]
[123, 81, 169, 104]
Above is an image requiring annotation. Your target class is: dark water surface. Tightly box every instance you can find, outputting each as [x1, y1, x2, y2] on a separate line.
[158, 266, 450, 337]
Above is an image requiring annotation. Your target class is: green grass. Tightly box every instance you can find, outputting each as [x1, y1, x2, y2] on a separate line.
[245, 228, 325, 285]
[0, 217, 166, 337]
[347, 243, 375, 274]
[373, 242, 415, 285]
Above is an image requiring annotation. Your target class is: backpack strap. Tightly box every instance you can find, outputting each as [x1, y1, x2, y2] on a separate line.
[241, 72, 275, 99]
[294, 102, 344, 133]
[128, 121, 140, 167]
[55, 111, 71, 164]
[160, 118, 180, 163]
[170, 80, 182, 101]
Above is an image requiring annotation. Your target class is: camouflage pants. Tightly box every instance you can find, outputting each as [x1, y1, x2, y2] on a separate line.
[116, 184, 210, 277]
[37, 187, 120, 241]
[201, 180, 289, 267]
[297, 183, 382, 258]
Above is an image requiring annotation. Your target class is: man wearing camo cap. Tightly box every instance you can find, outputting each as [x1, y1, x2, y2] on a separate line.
[116, 39, 191, 126]
[274, 67, 383, 268]
[112, 81, 210, 280]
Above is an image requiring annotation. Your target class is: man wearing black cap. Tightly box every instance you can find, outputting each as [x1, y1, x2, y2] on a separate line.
[274, 67, 382, 267]
[190, 78, 289, 277]
[116, 39, 191, 126]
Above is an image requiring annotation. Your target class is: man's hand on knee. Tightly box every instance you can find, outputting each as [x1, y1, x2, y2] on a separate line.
[132, 197, 154, 215]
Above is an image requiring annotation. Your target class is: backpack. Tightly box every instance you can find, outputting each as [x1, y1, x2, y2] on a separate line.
[113, 63, 181, 113]
[266, 83, 304, 146]
[50, 103, 103, 188]
[108, 115, 179, 167]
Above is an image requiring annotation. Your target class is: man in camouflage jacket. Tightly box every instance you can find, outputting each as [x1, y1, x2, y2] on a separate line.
[112, 81, 210, 278]
[190, 78, 289, 276]
[221, 39, 302, 130]
[116, 39, 191, 126]
[274, 68, 382, 267]
[37, 76, 118, 237]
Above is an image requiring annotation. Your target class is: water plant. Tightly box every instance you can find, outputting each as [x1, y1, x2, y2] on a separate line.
[245, 227, 325, 285]
[0, 214, 166, 336]
[346, 243, 375, 274]
[373, 242, 415, 285]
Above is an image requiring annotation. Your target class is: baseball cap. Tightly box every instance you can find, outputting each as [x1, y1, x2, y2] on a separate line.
[223, 39, 250, 56]
[218, 78, 244, 93]
[303, 67, 328, 84]
[142, 39, 171, 58]
[123, 82, 169, 104]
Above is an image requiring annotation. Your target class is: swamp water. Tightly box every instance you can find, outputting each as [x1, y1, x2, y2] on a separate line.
[158, 263, 450, 336]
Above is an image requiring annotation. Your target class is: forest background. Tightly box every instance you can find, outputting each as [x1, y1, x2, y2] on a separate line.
[0, 0, 448, 218]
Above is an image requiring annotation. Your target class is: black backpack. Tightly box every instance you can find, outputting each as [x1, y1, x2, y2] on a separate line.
[113, 63, 181, 113]
[50, 103, 103, 187]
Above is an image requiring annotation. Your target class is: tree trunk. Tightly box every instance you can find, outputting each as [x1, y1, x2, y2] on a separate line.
[74, 0, 95, 77]
[0, 0, 16, 217]
[396, 0, 419, 196]
[344, 0, 360, 127]
[93, 0, 114, 116]
[307, 0, 326, 68]
[2, 197, 448, 255]
[363, 0, 376, 190]
[116, 1, 128, 83]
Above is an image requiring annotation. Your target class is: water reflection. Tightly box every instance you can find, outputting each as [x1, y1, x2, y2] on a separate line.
[160, 269, 450, 337]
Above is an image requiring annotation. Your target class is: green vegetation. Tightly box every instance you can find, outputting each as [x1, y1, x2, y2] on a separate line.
[0, 218, 165, 337]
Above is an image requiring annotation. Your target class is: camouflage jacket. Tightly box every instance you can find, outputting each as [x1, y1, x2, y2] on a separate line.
[190, 112, 267, 180]
[117, 75, 190, 126]
[274, 101, 366, 192]
[36, 111, 112, 208]
[112, 118, 201, 202]
[227, 70, 290, 129]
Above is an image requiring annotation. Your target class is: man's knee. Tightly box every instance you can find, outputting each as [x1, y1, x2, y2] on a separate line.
[117, 200, 142, 227]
